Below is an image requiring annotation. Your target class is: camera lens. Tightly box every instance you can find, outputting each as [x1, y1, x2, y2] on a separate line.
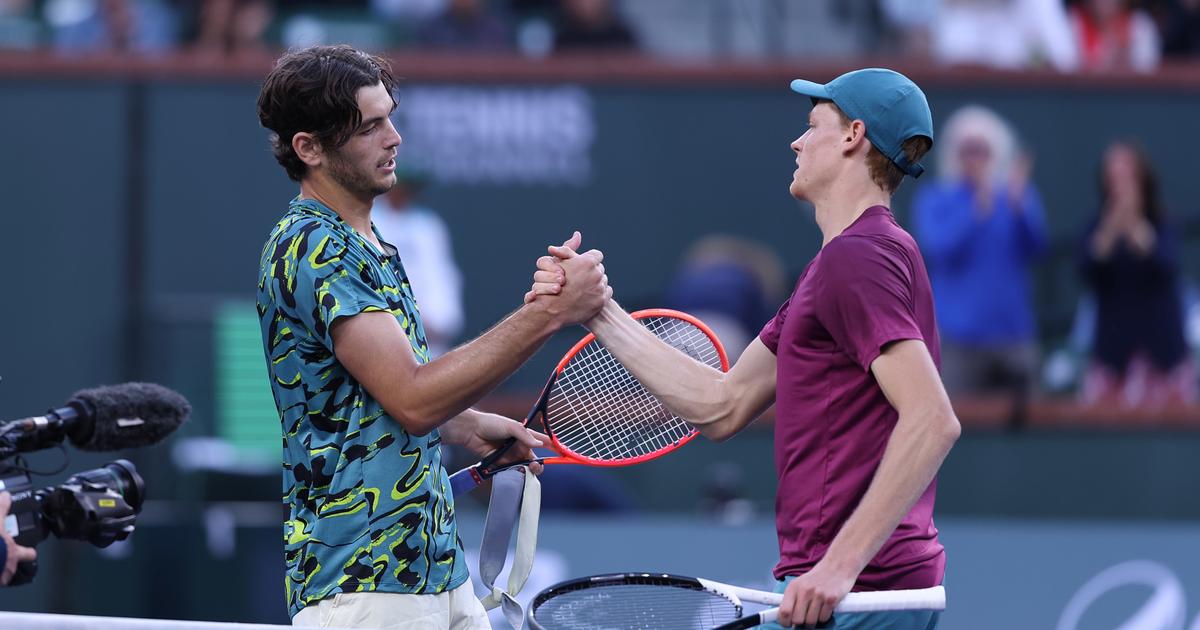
[65, 459, 145, 511]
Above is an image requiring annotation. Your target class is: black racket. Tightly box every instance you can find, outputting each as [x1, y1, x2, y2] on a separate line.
[527, 572, 946, 630]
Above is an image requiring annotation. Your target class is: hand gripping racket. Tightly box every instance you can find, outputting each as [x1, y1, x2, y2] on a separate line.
[527, 572, 947, 630]
[448, 309, 729, 496]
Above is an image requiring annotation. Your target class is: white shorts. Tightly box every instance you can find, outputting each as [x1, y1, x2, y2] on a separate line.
[292, 582, 490, 629]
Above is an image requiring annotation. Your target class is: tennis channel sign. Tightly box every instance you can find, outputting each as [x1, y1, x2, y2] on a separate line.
[393, 86, 595, 186]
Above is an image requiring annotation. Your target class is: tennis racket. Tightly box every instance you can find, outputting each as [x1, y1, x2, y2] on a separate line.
[527, 572, 946, 630]
[448, 308, 729, 496]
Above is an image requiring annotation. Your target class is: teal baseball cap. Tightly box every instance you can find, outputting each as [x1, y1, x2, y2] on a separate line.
[790, 68, 934, 178]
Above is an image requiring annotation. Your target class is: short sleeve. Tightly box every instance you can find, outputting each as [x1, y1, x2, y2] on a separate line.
[813, 237, 923, 371]
[758, 295, 792, 355]
[269, 222, 390, 350]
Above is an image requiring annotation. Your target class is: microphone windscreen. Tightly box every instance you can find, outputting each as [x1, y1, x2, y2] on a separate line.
[68, 383, 191, 451]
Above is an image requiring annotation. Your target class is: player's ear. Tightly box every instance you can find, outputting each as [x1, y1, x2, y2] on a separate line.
[844, 120, 868, 155]
[293, 132, 324, 169]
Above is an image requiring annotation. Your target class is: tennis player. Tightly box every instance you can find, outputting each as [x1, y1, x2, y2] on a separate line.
[256, 45, 610, 628]
[531, 69, 958, 629]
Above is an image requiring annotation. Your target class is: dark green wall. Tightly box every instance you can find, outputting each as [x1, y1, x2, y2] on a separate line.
[2, 75, 1198, 517]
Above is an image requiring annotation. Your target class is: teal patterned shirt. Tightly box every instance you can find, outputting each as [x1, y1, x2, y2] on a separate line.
[257, 197, 467, 617]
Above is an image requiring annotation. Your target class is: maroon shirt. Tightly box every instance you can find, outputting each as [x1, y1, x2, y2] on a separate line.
[759, 206, 945, 589]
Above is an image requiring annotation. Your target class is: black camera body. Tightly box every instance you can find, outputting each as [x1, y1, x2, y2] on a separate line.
[0, 381, 189, 586]
[1, 459, 145, 585]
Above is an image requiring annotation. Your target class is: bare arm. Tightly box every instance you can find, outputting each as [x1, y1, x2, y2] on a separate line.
[823, 339, 959, 575]
[583, 299, 777, 441]
[777, 339, 960, 626]
[333, 246, 609, 437]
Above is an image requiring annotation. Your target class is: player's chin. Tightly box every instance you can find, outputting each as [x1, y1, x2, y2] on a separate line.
[788, 178, 806, 200]
[369, 175, 396, 196]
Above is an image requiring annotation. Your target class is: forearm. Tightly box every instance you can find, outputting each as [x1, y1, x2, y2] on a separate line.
[439, 408, 484, 446]
[587, 301, 744, 433]
[389, 305, 558, 434]
[820, 408, 959, 577]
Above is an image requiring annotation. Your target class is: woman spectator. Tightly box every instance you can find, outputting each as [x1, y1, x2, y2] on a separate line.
[1080, 140, 1196, 408]
[1069, 0, 1162, 72]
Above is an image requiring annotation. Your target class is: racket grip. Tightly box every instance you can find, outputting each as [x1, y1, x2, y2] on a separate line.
[477, 436, 518, 474]
[447, 437, 518, 497]
[741, 609, 831, 630]
[448, 465, 484, 496]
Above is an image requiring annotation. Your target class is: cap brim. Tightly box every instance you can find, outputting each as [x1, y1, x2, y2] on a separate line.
[789, 79, 829, 99]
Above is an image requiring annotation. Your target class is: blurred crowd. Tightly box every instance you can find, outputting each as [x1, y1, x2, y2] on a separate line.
[910, 106, 1198, 419]
[0, 0, 1197, 70]
[0, 0, 639, 57]
[877, 0, 1200, 72]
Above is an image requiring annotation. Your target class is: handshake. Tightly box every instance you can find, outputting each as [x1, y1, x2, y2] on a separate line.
[521, 231, 614, 329]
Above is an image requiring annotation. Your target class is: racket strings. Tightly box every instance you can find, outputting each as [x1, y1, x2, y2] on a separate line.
[547, 316, 724, 461]
[569, 344, 681, 449]
[549, 320, 692, 460]
[530, 581, 740, 630]
[550, 344, 672, 458]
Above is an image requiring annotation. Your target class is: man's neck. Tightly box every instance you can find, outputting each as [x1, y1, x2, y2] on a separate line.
[811, 177, 891, 247]
[299, 177, 375, 240]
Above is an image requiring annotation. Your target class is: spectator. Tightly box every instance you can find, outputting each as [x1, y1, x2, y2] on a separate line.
[876, 0, 938, 59]
[370, 0, 445, 21]
[0, 0, 29, 15]
[1079, 140, 1196, 408]
[537, 466, 635, 513]
[553, 0, 636, 53]
[47, 0, 178, 54]
[187, 0, 272, 58]
[1150, 0, 1200, 58]
[913, 105, 1047, 423]
[0, 0, 37, 50]
[929, 0, 1079, 71]
[663, 235, 785, 361]
[419, 0, 512, 51]
[1069, 0, 1162, 72]
[371, 166, 465, 357]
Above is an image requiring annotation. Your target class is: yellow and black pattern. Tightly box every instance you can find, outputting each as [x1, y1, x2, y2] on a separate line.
[257, 198, 466, 618]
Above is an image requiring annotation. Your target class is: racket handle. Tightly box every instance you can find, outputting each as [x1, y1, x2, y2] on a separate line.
[477, 437, 518, 474]
[448, 464, 485, 496]
[446, 438, 518, 497]
[717, 609, 832, 630]
[711, 610, 781, 630]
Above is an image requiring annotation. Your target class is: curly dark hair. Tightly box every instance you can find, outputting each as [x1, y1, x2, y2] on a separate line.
[257, 45, 398, 182]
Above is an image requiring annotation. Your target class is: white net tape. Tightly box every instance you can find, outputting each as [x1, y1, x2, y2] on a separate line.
[0, 612, 332, 630]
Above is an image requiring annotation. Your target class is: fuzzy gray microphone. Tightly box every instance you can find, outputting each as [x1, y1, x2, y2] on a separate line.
[1, 383, 191, 454]
[63, 383, 191, 451]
